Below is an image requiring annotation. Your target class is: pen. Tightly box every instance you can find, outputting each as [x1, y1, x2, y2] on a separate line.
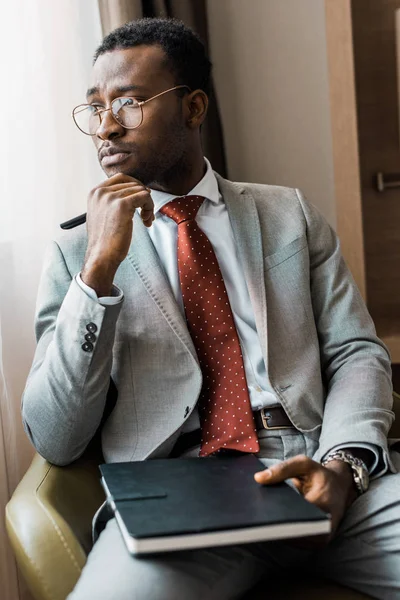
[60, 213, 87, 230]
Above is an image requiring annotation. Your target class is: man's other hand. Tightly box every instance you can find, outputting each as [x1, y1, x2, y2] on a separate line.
[254, 455, 358, 543]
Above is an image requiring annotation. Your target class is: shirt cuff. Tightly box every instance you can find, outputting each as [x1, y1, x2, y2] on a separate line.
[76, 273, 124, 306]
[322, 443, 386, 478]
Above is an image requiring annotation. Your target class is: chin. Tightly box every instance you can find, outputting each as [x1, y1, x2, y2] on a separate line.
[102, 162, 150, 185]
[103, 166, 118, 178]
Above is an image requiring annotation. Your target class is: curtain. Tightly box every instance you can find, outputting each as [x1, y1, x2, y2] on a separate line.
[98, 0, 227, 176]
[0, 2, 104, 598]
[0, 320, 19, 600]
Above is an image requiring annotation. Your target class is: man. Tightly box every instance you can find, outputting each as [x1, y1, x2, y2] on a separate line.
[22, 17, 400, 600]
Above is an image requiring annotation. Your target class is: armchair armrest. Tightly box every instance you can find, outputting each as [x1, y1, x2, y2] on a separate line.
[6, 450, 105, 600]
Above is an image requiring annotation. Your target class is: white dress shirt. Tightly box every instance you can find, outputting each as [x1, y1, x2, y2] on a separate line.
[77, 158, 382, 473]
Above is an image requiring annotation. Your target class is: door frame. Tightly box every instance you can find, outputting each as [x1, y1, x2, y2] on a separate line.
[325, 0, 366, 298]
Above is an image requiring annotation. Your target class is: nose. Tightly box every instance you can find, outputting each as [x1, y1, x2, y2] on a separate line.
[96, 108, 124, 141]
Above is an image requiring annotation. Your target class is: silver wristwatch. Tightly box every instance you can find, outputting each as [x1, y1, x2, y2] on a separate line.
[322, 450, 369, 495]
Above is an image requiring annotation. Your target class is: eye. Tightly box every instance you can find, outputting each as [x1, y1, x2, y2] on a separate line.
[112, 97, 140, 112]
[89, 104, 103, 115]
[119, 97, 139, 107]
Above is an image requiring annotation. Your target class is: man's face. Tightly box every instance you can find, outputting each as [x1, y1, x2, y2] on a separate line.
[87, 45, 189, 187]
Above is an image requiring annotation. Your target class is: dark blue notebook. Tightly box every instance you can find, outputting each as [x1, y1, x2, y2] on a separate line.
[100, 454, 330, 555]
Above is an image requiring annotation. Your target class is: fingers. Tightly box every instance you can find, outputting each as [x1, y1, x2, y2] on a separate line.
[90, 181, 151, 205]
[114, 189, 154, 226]
[90, 175, 154, 218]
[254, 456, 340, 541]
[103, 182, 151, 194]
[141, 209, 155, 228]
[90, 175, 157, 227]
[100, 173, 144, 187]
[254, 455, 318, 485]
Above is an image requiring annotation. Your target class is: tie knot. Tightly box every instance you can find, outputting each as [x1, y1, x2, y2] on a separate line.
[160, 195, 205, 225]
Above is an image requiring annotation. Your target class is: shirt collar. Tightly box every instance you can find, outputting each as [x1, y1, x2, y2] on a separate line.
[150, 158, 219, 214]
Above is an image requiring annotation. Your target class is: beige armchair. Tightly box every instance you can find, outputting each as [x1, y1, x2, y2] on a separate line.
[7, 393, 400, 600]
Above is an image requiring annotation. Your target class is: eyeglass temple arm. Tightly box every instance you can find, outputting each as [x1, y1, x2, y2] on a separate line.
[139, 85, 190, 106]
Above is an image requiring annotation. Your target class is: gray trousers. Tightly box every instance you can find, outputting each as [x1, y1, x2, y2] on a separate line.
[68, 430, 400, 600]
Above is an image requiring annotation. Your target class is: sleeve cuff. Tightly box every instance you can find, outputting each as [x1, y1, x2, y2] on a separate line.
[76, 273, 124, 306]
[322, 442, 387, 478]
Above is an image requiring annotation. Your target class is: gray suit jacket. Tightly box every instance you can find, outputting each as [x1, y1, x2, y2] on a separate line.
[22, 175, 394, 468]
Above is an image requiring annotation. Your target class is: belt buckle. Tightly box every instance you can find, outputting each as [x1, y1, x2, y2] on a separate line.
[260, 408, 292, 430]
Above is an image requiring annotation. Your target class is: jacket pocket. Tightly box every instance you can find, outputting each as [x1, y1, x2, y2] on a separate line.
[264, 236, 307, 270]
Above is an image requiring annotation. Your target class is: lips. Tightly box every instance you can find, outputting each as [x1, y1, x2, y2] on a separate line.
[101, 152, 131, 167]
[99, 146, 132, 166]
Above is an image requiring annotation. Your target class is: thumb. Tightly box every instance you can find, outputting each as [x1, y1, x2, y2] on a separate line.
[254, 455, 316, 485]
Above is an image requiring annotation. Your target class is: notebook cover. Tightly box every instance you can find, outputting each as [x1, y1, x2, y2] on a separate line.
[100, 455, 329, 539]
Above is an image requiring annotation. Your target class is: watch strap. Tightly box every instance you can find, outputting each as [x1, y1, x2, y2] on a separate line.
[321, 450, 369, 495]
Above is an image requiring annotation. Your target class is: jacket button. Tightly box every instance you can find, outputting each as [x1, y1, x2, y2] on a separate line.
[86, 322, 97, 333]
[85, 332, 96, 343]
[82, 341, 94, 352]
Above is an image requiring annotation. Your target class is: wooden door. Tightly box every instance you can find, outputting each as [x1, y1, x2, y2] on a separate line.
[352, 0, 400, 361]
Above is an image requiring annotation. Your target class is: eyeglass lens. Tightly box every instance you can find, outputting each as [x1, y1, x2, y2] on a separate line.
[73, 97, 142, 135]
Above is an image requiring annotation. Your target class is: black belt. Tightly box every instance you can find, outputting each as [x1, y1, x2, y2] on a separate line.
[170, 406, 294, 457]
[253, 406, 294, 430]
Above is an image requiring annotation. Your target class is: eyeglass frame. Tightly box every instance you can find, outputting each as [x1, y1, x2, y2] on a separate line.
[72, 84, 192, 136]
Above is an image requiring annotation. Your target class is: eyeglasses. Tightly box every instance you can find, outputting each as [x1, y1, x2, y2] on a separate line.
[72, 85, 191, 136]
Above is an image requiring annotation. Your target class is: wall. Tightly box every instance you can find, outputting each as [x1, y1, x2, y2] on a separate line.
[206, 0, 336, 228]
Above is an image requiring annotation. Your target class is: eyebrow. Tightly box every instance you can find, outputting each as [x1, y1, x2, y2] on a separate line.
[86, 84, 148, 100]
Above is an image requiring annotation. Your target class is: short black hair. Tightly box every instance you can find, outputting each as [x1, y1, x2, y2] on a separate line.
[94, 18, 212, 97]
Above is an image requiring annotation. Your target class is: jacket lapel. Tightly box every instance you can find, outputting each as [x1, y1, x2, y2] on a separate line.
[126, 212, 199, 363]
[216, 174, 269, 374]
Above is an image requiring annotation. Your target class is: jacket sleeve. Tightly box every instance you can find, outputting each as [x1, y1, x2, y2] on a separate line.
[295, 191, 395, 469]
[22, 241, 122, 466]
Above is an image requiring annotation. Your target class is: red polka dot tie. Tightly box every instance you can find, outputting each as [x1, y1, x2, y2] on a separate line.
[160, 196, 259, 457]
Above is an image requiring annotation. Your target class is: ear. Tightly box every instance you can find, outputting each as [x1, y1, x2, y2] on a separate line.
[185, 89, 208, 129]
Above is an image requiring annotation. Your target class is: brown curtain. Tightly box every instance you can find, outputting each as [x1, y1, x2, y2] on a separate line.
[98, 0, 227, 176]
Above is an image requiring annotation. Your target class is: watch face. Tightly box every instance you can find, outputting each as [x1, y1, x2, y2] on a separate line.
[323, 451, 370, 494]
[354, 464, 369, 493]
[360, 468, 369, 492]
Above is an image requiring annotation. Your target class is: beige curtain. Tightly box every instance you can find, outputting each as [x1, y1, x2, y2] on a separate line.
[0, 326, 20, 600]
[98, 0, 227, 176]
[0, 2, 103, 599]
